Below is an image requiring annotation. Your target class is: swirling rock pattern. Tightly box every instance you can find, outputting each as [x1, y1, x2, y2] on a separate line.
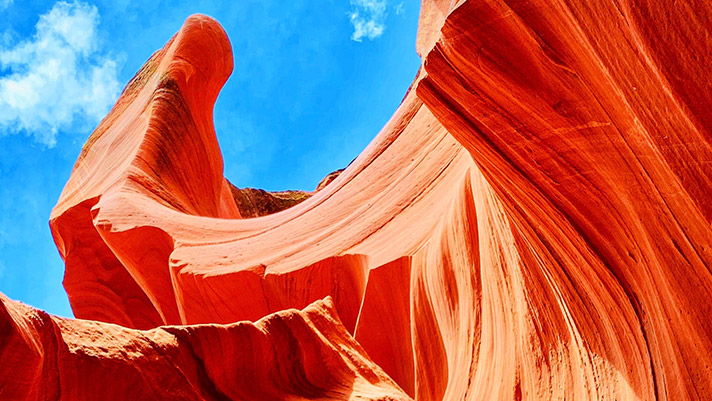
[1, 0, 710, 400]
[416, 0, 712, 399]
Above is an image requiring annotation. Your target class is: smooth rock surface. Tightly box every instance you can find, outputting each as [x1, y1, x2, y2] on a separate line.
[0, 294, 408, 400]
[1, 1, 709, 400]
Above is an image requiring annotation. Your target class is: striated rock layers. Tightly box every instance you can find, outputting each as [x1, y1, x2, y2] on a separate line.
[1, 0, 711, 399]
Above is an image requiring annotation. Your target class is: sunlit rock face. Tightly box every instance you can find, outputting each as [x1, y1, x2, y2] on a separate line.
[1, 0, 711, 399]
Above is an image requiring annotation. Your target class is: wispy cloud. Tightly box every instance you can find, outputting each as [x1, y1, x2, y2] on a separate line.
[395, 2, 404, 16]
[0, 1, 121, 147]
[348, 0, 387, 42]
[0, 0, 13, 11]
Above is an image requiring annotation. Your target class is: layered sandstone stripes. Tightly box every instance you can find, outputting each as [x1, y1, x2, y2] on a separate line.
[1, 0, 710, 400]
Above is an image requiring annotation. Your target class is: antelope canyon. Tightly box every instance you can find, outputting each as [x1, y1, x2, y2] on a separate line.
[2, 0, 712, 400]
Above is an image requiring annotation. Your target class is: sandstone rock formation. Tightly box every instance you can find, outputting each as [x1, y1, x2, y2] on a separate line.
[0, 294, 407, 400]
[228, 184, 311, 218]
[1, 0, 711, 400]
[227, 167, 343, 218]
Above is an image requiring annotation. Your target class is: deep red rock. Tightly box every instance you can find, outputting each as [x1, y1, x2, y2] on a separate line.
[0, 1, 709, 400]
[0, 294, 408, 400]
[416, 0, 712, 398]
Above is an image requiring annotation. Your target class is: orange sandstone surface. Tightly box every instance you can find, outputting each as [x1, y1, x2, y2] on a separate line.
[2, 0, 712, 399]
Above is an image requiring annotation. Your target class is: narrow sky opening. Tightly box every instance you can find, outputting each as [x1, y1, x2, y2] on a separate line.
[0, 1, 422, 317]
[213, 1, 422, 192]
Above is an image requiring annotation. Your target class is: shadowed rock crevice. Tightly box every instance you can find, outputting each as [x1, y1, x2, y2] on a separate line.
[226, 167, 343, 218]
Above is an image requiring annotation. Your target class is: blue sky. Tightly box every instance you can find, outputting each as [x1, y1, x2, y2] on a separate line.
[0, 0, 421, 317]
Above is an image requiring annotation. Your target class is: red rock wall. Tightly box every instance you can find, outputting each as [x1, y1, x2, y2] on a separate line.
[417, 0, 712, 399]
[0, 294, 408, 400]
[0, 1, 709, 400]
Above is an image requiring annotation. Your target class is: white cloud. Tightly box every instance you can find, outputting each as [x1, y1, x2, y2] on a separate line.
[0, 1, 121, 147]
[395, 2, 404, 16]
[0, 0, 13, 11]
[348, 0, 387, 42]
